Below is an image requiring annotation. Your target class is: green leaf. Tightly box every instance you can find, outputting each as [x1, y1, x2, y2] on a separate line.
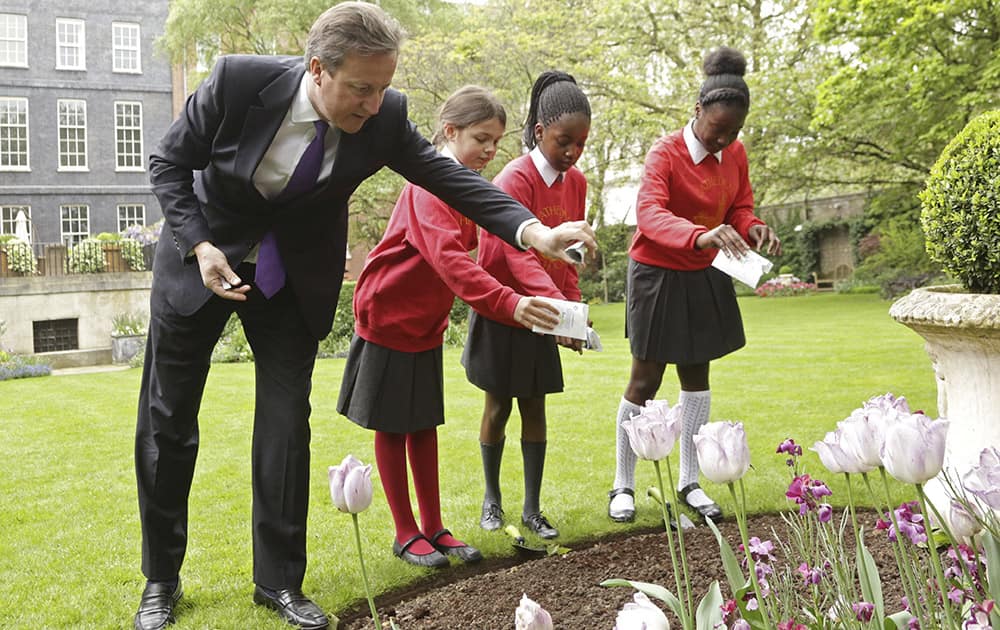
[705, 517, 747, 594]
[983, 531, 1000, 628]
[696, 581, 724, 630]
[885, 610, 913, 630]
[600, 579, 682, 618]
[856, 530, 885, 622]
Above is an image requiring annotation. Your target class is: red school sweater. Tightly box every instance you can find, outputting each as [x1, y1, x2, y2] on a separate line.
[352, 182, 523, 353]
[475, 154, 586, 325]
[629, 130, 764, 271]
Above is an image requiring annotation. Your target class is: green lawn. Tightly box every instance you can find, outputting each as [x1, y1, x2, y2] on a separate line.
[0, 293, 934, 628]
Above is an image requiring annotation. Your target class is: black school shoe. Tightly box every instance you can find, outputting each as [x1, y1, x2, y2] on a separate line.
[679, 482, 723, 521]
[522, 512, 559, 539]
[480, 501, 504, 531]
[429, 528, 483, 563]
[392, 533, 450, 568]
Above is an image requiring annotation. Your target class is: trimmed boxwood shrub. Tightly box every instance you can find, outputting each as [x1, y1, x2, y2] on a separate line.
[919, 110, 1000, 293]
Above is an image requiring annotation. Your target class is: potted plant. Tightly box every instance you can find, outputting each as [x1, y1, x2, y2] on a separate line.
[111, 311, 147, 364]
[889, 109, 1000, 507]
[0, 234, 37, 275]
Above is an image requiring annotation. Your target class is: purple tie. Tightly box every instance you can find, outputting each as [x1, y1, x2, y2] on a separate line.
[256, 119, 330, 298]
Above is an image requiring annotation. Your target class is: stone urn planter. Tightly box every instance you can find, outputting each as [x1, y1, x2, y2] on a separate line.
[889, 285, 1000, 506]
[111, 333, 146, 364]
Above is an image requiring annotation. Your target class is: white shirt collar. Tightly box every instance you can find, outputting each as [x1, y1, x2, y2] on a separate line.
[291, 72, 324, 124]
[439, 145, 459, 164]
[683, 119, 723, 165]
[529, 146, 563, 187]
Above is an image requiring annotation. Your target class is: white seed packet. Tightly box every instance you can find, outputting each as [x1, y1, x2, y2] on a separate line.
[711, 249, 774, 288]
[531, 297, 589, 341]
[584, 327, 603, 352]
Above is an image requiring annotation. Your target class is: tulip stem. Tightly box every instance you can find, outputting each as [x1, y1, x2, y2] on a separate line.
[730, 480, 773, 630]
[662, 458, 694, 623]
[916, 484, 960, 630]
[352, 513, 382, 630]
[654, 459, 692, 630]
[842, 473, 865, 606]
[878, 468, 929, 625]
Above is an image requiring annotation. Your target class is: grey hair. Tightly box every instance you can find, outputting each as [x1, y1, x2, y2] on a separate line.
[304, 2, 407, 71]
[431, 86, 507, 146]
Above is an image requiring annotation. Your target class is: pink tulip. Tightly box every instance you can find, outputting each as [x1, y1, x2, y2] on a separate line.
[694, 421, 751, 484]
[947, 499, 983, 542]
[812, 427, 869, 474]
[880, 413, 948, 484]
[515, 594, 553, 630]
[962, 447, 1000, 510]
[328, 454, 373, 514]
[836, 410, 886, 472]
[621, 399, 682, 461]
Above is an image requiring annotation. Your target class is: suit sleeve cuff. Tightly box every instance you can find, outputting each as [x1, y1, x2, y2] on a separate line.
[515, 218, 541, 251]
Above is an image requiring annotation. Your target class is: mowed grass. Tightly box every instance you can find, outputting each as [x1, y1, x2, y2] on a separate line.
[0, 292, 935, 628]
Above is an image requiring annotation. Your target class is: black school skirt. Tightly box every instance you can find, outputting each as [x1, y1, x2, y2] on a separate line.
[462, 312, 564, 398]
[337, 335, 444, 433]
[626, 258, 745, 365]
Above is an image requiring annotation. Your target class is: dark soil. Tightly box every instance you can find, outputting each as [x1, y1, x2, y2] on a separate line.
[339, 510, 907, 629]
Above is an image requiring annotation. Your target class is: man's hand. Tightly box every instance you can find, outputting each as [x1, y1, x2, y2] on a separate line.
[513, 296, 561, 331]
[193, 241, 250, 301]
[522, 221, 597, 264]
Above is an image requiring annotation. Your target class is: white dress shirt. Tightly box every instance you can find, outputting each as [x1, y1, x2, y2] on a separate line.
[683, 119, 723, 165]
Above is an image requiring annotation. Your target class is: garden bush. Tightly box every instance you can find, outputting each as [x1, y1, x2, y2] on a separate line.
[0, 233, 37, 274]
[211, 314, 252, 363]
[318, 281, 357, 358]
[920, 109, 1000, 293]
[0, 351, 51, 381]
[578, 223, 632, 304]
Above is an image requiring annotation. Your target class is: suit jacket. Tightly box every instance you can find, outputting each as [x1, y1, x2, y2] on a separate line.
[149, 54, 535, 340]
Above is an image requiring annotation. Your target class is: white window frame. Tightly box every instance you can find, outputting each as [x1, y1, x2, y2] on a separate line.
[60, 204, 89, 247]
[0, 13, 27, 68]
[117, 204, 145, 232]
[55, 18, 85, 71]
[1, 205, 31, 240]
[57, 99, 88, 171]
[114, 101, 144, 171]
[112, 22, 141, 74]
[0, 97, 29, 171]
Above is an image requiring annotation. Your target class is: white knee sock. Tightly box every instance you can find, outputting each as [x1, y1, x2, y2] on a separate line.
[613, 398, 641, 491]
[678, 390, 715, 507]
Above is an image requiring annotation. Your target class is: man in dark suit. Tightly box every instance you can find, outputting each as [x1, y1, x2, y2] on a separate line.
[132, 3, 596, 629]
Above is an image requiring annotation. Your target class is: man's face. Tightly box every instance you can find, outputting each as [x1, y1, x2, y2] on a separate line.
[308, 52, 397, 134]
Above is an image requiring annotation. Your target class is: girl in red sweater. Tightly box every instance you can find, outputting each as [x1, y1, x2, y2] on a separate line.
[337, 86, 561, 567]
[607, 48, 781, 524]
[464, 71, 590, 540]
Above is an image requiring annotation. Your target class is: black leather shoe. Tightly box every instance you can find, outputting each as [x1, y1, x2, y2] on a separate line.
[392, 534, 449, 568]
[522, 512, 559, 539]
[253, 586, 330, 630]
[429, 528, 483, 563]
[134, 579, 182, 630]
[608, 487, 636, 522]
[679, 482, 723, 521]
[480, 501, 504, 531]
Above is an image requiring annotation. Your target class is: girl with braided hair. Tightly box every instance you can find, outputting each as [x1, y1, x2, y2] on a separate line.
[606, 47, 781, 524]
[464, 70, 591, 539]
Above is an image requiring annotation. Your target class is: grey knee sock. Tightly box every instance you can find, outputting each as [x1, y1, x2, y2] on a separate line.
[613, 398, 641, 490]
[521, 440, 546, 517]
[480, 439, 505, 506]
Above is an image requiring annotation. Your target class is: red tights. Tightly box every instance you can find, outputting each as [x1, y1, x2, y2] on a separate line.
[374, 428, 463, 554]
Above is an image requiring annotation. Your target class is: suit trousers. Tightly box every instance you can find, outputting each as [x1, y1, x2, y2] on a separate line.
[135, 276, 319, 588]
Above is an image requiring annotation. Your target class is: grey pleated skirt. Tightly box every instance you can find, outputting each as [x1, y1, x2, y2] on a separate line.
[337, 335, 444, 433]
[462, 312, 564, 398]
[626, 258, 745, 365]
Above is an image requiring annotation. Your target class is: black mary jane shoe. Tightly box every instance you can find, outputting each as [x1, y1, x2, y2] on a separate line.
[253, 586, 330, 630]
[429, 528, 483, 563]
[608, 487, 636, 523]
[392, 533, 450, 568]
[134, 579, 183, 630]
[679, 482, 723, 521]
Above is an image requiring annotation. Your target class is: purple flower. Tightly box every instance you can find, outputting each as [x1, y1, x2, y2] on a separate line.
[777, 438, 803, 457]
[733, 620, 751, 630]
[786, 474, 834, 516]
[797, 562, 824, 585]
[852, 602, 875, 622]
[878, 502, 927, 544]
[963, 600, 994, 630]
[817, 504, 833, 522]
